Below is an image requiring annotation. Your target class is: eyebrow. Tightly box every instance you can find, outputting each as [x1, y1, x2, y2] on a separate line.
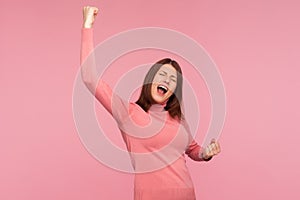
[160, 70, 177, 78]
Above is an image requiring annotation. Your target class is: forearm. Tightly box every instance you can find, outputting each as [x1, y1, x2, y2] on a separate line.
[185, 140, 212, 162]
[183, 120, 212, 162]
[80, 27, 98, 94]
[79, 20, 130, 123]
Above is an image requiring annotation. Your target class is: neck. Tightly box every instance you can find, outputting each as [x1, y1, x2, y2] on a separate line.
[149, 103, 166, 112]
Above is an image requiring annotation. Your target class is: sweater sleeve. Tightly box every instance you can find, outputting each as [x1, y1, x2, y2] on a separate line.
[185, 139, 212, 162]
[182, 119, 212, 162]
[80, 27, 130, 124]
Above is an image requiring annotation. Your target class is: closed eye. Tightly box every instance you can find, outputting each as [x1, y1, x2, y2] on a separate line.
[158, 70, 177, 82]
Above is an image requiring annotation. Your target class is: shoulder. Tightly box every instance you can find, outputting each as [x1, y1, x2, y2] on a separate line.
[124, 102, 151, 126]
[128, 102, 145, 113]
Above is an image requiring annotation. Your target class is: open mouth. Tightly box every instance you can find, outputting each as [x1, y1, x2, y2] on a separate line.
[157, 84, 168, 95]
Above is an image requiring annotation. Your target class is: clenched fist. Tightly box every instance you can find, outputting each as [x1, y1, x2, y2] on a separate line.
[82, 6, 99, 28]
[201, 138, 221, 160]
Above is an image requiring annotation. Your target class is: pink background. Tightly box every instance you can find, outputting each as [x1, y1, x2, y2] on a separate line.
[1, 0, 300, 199]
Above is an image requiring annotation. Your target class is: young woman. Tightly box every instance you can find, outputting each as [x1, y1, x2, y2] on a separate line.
[80, 6, 221, 200]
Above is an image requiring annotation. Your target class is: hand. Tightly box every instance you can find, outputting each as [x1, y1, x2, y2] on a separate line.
[82, 6, 99, 28]
[202, 138, 221, 160]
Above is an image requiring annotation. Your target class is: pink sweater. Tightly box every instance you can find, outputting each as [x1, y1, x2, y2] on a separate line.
[80, 27, 210, 200]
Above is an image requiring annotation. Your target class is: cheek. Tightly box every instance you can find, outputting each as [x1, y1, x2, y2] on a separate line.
[152, 75, 160, 83]
[169, 82, 177, 93]
[151, 84, 157, 95]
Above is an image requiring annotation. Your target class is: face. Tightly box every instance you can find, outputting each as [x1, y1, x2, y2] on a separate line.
[151, 64, 177, 104]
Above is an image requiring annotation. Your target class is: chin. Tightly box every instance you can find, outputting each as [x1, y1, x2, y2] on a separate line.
[151, 94, 171, 104]
[154, 99, 167, 104]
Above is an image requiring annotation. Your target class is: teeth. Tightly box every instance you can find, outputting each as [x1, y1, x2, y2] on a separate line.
[159, 85, 167, 90]
[157, 85, 168, 93]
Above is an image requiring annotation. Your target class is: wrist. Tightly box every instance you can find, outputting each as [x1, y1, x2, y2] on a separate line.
[83, 22, 93, 29]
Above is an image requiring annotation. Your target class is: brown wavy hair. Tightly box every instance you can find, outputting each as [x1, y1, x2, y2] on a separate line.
[135, 58, 183, 121]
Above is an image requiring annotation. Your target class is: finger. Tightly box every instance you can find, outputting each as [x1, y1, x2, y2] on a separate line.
[210, 140, 220, 153]
[205, 146, 210, 158]
[215, 144, 220, 154]
[208, 145, 213, 156]
[210, 143, 216, 155]
[93, 7, 99, 16]
[210, 138, 216, 144]
[212, 143, 218, 155]
[214, 141, 221, 153]
[210, 140, 217, 154]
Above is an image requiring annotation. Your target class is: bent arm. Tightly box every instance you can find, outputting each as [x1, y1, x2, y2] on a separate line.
[182, 119, 212, 162]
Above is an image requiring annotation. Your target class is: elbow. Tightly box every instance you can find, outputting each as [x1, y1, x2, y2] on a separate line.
[81, 76, 97, 95]
[80, 69, 91, 84]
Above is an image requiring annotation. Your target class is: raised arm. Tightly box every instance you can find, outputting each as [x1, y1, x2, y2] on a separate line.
[80, 6, 99, 94]
[80, 6, 131, 125]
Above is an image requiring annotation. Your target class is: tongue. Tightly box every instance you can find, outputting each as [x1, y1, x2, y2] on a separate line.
[157, 88, 165, 96]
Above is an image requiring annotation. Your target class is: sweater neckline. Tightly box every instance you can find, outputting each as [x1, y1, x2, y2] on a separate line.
[149, 103, 167, 112]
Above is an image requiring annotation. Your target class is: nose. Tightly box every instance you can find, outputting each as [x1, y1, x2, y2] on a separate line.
[163, 77, 170, 85]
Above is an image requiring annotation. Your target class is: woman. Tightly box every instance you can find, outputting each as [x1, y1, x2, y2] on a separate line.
[80, 6, 221, 200]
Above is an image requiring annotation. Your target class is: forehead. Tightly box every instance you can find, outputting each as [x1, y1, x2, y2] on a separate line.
[158, 64, 177, 75]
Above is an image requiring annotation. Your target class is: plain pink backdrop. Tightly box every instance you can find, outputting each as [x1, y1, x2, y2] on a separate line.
[1, 0, 299, 199]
